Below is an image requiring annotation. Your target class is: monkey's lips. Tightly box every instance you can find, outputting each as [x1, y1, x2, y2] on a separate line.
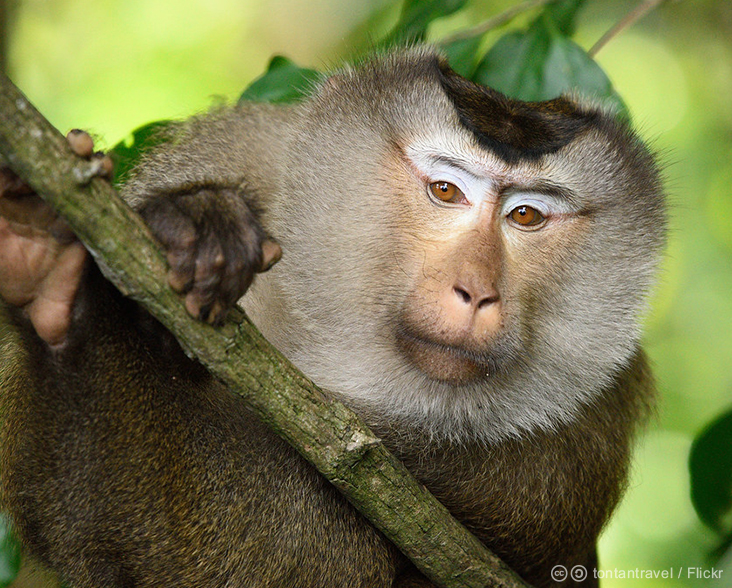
[395, 327, 500, 385]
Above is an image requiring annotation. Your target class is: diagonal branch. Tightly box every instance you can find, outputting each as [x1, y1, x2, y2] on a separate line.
[439, 0, 553, 45]
[589, 0, 667, 57]
[0, 73, 530, 588]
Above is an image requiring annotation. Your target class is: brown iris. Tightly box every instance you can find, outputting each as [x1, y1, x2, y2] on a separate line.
[509, 205, 545, 227]
[429, 181, 465, 204]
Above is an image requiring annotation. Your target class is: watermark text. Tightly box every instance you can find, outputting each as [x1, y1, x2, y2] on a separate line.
[551, 565, 724, 582]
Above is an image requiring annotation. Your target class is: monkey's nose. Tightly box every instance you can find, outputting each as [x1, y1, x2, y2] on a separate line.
[438, 276, 502, 337]
[452, 280, 500, 311]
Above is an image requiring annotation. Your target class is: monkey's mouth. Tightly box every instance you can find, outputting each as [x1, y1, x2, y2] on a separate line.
[395, 327, 500, 385]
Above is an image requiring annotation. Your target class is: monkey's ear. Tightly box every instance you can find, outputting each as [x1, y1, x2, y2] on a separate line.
[434, 59, 600, 164]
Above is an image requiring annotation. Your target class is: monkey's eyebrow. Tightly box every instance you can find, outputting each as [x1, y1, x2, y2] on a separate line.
[405, 149, 579, 204]
[426, 154, 579, 204]
[423, 154, 485, 180]
[503, 181, 579, 206]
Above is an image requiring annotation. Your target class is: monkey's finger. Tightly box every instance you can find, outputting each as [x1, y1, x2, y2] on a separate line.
[66, 131, 114, 179]
[0, 167, 34, 200]
[0, 191, 58, 232]
[185, 290, 228, 325]
[185, 236, 228, 323]
[163, 234, 198, 294]
[66, 130, 95, 158]
[167, 242, 197, 294]
[92, 152, 114, 179]
[258, 239, 282, 273]
[184, 292, 225, 325]
[26, 241, 88, 346]
[218, 255, 253, 309]
[140, 197, 199, 293]
[163, 224, 198, 293]
[214, 223, 265, 309]
[0, 169, 78, 239]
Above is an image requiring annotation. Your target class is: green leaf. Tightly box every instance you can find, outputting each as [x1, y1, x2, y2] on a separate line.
[546, 0, 586, 36]
[472, 14, 624, 117]
[111, 57, 319, 186]
[690, 408, 732, 534]
[541, 33, 612, 98]
[441, 34, 484, 78]
[110, 120, 172, 187]
[0, 514, 21, 587]
[472, 26, 551, 102]
[239, 56, 321, 105]
[382, 0, 468, 46]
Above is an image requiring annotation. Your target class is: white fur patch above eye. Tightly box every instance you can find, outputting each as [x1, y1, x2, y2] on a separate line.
[500, 192, 577, 219]
[405, 148, 497, 208]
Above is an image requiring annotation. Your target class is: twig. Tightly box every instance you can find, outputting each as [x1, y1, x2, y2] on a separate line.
[440, 0, 554, 45]
[589, 0, 668, 57]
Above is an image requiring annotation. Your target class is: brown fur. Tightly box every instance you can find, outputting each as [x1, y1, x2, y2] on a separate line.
[382, 351, 654, 587]
[1, 268, 399, 588]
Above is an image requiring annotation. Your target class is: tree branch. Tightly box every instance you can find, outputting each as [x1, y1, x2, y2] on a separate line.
[588, 0, 667, 57]
[0, 73, 530, 588]
[440, 0, 553, 45]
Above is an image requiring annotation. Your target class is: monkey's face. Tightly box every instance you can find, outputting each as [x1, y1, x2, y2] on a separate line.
[390, 137, 589, 386]
[246, 48, 666, 442]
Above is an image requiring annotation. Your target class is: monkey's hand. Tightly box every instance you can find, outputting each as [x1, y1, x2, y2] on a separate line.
[0, 131, 111, 346]
[139, 188, 281, 325]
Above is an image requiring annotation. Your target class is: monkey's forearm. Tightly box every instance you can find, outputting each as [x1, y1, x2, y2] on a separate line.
[121, 103, 292, 213]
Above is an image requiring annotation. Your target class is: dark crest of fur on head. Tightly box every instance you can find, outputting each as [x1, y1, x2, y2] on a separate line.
[434, 58, 601, 164]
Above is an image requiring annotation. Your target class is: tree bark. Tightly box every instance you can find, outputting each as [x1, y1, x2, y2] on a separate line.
[0, 72, 530, 588]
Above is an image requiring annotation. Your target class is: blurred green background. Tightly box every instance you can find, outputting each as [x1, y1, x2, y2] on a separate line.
[2, 0, 732, 586]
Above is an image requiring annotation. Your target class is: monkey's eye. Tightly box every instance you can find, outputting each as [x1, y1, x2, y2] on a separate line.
[428, 181, 466, 205]
[508, 205, 546, 228]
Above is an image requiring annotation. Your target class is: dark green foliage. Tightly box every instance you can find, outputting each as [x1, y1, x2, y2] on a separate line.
[470, 3, 626, 115]
[545, 0, 585, 36]
[474, 23, 555, 101]
[690, 407, 732, 562]
[441, 35, 484, 78]
[238, 56, 321, 104]
[381, 0, 468, 46]
[472, 16, 621, 104]
[110, 120, 172, 187]
[0, 515, 20, 588]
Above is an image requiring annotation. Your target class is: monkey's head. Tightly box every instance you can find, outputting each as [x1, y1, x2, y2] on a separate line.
[245, 47, 666, 443]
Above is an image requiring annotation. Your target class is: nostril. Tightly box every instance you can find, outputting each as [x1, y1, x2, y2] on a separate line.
[477, 291, 499, 309]
[453, 281, 499, 309]
[453, 286, 472, 305]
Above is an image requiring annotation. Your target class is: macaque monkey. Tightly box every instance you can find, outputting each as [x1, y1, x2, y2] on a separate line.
[0, 47, 665, 588]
